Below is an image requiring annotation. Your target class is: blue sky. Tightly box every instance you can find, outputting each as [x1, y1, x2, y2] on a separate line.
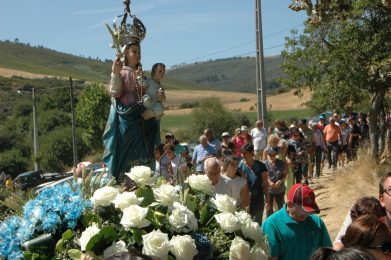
[0, 0, 307, 69]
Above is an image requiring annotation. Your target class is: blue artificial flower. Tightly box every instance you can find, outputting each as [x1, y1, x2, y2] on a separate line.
[1, 182, 91, 259]
[41, 212, 61, 233]
[192, 232, 213, 260]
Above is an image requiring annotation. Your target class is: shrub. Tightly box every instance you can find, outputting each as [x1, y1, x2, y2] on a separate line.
[190, 97, 238, 137]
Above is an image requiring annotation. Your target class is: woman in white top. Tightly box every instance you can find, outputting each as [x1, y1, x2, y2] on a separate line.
[221, 155, 250, 209]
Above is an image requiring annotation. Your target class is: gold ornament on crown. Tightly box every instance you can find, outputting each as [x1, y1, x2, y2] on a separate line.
[105, 0, 146, 60]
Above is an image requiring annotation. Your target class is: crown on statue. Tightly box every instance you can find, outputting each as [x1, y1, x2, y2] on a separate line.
[113, 15, 146, 46]
[106, 0, 146, 58]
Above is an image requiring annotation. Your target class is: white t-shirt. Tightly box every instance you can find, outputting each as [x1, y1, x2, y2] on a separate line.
[214, 175, 233, 197]
[229, 176, 247, 207]
[251, 127, 267, 150]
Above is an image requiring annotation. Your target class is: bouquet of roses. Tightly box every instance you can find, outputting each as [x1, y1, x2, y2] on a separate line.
[0, 166, 270, 259]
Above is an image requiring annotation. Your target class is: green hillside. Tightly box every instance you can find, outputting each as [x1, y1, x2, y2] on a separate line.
[0, 41, 112, 82]
[0, 41, 216, 91]
[0, 41, 284, 93]
[167, 55, 285, 92]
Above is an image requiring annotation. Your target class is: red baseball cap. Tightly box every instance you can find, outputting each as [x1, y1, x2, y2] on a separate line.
[288, 184, 320, 214]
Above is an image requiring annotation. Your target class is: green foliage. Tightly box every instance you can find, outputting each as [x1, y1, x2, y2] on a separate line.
[86, 226, 117, 255]
[190, 97, 239, 137]
[37, 87, 72, 112]
[0, 149, 29, 177]
[75, 84, 111, 150]
[282, 1, 391, 113]
[179, 101, 199, 109]
[39, 128, 89, 172]
[38, 110, 71, 134]
[167, 56, 285, 93]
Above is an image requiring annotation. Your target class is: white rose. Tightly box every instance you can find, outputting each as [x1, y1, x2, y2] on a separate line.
[229, 236, 251, 260]
[211, 194, 237, 213]
[188, 175, 214, 194]
[169, 235, 198, 260]
[235, 211, 252, 224]
[168, 202, 198, 233]
[125, 166, 153, 186]
[103, 240, 128, 258]
[112, 191, 143, 210]
[142, 230, 170, 260]
[215, 212, 240, 233]
[250, 243, 269, 260]
[91, 186, 119, 207]
[79, 223, 100, 251]
[120, 204, 150, 229]
[153, 184, 180, 207]
[241, 219, 263, 242]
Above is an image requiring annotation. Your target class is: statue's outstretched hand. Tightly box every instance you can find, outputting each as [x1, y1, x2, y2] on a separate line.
[112, 57, 122, 75]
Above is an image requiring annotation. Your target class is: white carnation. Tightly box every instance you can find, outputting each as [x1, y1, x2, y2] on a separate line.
[120, 204, 150, 229]
[215, 212, 240, 233]
[125, 166, 153, 186]
[169, 235, 198, 260]
[188, 175, 214, 194]
[91, 186, 119, 207]
[103, 240, 128, 258]
[211, 194, 237, 213]
[168, 202, 198, 233]
[153, 183, 180, 207]
[112, 191, 143, 210]
[79, 223, 100, 251]
[230, 236, 251, 260]
[142, 230, 170, 260]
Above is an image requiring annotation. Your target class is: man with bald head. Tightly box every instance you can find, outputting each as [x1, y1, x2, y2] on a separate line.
[204, 157, 232, 196]
[192, 135, 217, 174]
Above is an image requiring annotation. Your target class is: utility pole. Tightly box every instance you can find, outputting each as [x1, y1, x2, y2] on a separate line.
[32, 88, 40, 171]
[69, 77, 78, 167]
[255, 0, 267, 128]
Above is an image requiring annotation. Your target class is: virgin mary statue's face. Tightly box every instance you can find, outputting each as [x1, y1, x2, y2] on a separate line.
[125, 44, 141, 67]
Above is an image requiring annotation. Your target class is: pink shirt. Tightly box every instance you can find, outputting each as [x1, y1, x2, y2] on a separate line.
[110, 67, 138, 106]
[232, 136, 245, 157]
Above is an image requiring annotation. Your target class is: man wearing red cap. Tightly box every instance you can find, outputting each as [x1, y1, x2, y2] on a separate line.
[262, 184, 332, 260]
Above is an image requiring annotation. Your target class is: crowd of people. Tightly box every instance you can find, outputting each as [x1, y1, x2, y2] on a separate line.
[149, 113, 391, 259]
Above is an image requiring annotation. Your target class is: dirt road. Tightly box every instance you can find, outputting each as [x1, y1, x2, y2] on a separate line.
[310, 155, 379, 240]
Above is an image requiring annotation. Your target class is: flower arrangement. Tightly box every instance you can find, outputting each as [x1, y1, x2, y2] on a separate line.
[0, 166, 270, 259]
[0, 181, 92, 259]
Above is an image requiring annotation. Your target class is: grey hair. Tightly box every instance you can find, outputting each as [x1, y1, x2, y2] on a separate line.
[199, 135, 207, 143]
[204, 157, 220, 171]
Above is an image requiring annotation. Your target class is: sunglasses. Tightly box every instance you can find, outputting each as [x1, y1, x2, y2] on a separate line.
[368, 242, 391, 255]
[383, 186, 391, 196]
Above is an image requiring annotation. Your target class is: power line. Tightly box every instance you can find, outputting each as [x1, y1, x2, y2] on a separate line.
[180, 24, 303, 65]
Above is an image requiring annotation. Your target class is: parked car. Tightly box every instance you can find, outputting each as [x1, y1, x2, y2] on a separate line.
[14, 170, 43, 190]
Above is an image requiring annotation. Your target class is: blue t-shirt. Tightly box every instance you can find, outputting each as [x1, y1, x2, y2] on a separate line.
[261, 206, 332, 260]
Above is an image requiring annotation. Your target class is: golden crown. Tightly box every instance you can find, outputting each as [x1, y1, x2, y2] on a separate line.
[106, 0, 146, 57]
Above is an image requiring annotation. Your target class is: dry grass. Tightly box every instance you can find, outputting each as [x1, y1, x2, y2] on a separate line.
[164, 88, 311, 115]
[312, 153, 381, 240]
